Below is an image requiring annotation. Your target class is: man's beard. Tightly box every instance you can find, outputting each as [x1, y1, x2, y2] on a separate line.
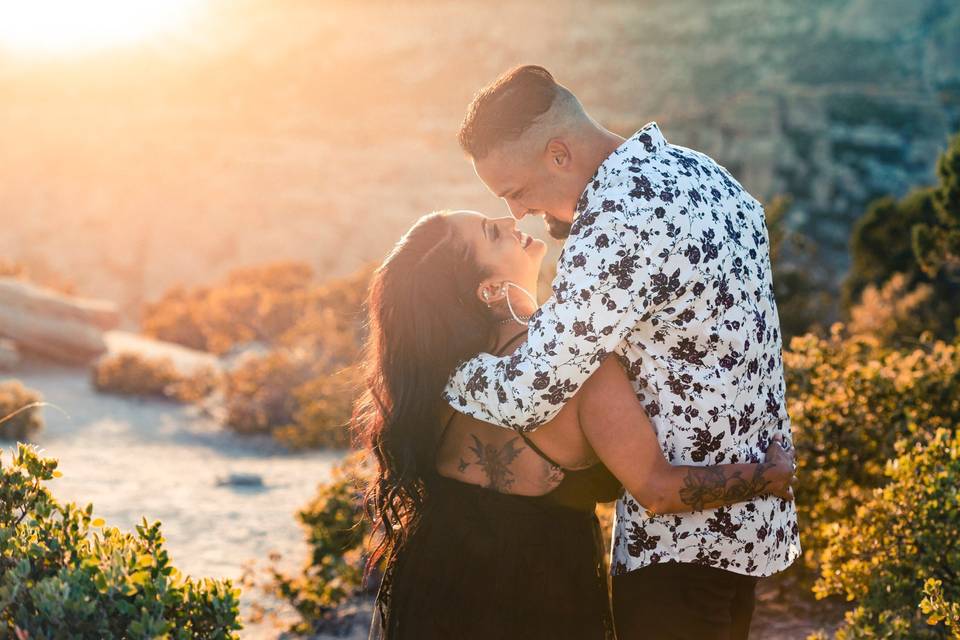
[544, 215, 572, 240]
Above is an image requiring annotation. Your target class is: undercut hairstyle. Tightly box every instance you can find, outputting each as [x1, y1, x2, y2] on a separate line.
[458, 65, 580, 160]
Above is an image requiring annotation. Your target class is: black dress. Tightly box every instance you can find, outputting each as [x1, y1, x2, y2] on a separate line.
[370, 334, 622, 640]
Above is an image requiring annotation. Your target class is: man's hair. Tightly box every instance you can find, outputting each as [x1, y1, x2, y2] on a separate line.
[458, 65, 573, 160]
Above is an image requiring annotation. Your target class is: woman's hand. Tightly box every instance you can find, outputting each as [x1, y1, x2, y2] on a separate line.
[763, 434, 797, 501]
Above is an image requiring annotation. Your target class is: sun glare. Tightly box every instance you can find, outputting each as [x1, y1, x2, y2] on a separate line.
[0, 0, 202, 54]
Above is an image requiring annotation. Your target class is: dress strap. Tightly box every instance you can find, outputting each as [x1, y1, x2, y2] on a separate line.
[518, 432, 567, 470]
[492, 328, 528, 357]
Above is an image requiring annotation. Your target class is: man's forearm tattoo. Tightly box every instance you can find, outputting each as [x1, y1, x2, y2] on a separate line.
[678, 463, 774, 511]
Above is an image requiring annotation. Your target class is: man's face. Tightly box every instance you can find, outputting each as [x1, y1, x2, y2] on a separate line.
[473, 145, 577, 239]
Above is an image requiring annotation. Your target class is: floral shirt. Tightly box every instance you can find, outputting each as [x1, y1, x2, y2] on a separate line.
[443, 122, 800, 577]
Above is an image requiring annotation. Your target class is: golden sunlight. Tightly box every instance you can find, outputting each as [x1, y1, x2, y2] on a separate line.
[0, 0, 202, 53]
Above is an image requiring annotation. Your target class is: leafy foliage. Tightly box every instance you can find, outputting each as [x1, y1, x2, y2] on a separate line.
[0, 444, 242, 638]
[0, 381, 43, 441]
[921, 579, 960, 640]
[785, 326, 960, 573]
[813, 428, 960, 639]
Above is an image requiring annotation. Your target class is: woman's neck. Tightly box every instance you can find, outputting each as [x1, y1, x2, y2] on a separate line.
[492, 286, 537, 349]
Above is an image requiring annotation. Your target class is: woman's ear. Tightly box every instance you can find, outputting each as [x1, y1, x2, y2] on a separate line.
[476, 280, 507, 305]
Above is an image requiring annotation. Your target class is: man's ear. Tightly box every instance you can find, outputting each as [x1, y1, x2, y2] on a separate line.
[546, 138, 571, 170]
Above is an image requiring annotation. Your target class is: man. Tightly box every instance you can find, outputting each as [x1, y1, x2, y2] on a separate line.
[443, 65, 800, 639]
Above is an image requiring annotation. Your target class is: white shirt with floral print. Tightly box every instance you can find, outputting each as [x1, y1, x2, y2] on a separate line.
[443, 122, 801, 577]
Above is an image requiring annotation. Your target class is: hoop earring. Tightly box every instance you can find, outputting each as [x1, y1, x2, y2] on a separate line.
[502, 281, 538, 326]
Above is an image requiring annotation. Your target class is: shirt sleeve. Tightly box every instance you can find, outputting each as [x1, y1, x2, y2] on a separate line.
[443, 205, 690, 432]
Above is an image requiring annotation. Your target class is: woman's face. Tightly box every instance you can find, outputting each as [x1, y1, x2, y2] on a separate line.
[446, 210, 547, 304]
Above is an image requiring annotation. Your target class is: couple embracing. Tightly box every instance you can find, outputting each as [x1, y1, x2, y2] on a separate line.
[356, 65, 801, 640]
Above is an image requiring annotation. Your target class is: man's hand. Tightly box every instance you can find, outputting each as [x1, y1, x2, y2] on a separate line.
[763, 434, 797, 501]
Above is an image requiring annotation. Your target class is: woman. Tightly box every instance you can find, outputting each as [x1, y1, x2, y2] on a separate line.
[357, 210, 796, 640]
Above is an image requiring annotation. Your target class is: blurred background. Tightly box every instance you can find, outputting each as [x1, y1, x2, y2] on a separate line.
[3, 0, 958, 317]
[2, 1, 960, 638]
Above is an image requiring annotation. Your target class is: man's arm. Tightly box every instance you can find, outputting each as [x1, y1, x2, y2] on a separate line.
[578, 357, 796, 514]
[443, 206, 690, 432]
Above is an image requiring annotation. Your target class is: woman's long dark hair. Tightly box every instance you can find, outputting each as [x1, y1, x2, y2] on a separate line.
[354, 211, 497, 575]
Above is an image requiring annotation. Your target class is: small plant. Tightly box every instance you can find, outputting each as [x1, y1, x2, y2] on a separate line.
[267, 453, 372, 634]
[0, 443, 243, 637]
[0, 380, 43, 441]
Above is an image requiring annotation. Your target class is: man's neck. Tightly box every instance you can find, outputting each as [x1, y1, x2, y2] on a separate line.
[582, 127, 626, 185]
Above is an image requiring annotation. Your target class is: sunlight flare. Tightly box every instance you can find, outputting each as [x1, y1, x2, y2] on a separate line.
[0, 0, 202, 53]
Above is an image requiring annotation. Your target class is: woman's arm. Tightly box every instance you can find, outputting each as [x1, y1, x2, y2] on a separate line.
[577, 357, 795, 515]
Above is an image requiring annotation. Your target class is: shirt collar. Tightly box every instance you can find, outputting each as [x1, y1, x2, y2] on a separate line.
[575, 121, 667, 217]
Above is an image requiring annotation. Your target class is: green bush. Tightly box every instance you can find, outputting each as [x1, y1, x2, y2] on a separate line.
[812, 428, 960, 639]
[267, 453, 371, 633]
[0, 443, 242, 638]
[784, 326, 960, 572]
[0, 380, 43, 441]
[914, 130, 960, 281]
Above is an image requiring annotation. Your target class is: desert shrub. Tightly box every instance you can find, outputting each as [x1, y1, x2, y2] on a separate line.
[812, 428, 960, 639]
[223, 349, 313, 435]
[268, 453, 372, 634]
[0, 380, 43, 441]
[0, 443, 242, 637]
[784, 326, 960, 571]
[223, 349, 357, 448]
[847, 273, 939, 346]
[91, 352, 221, 403]
[145, 262, 371, 449]
[272, 367, 359, 449]
[141, 261, 371, 358]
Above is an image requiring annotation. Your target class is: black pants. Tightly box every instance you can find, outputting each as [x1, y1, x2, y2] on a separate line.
[612, 561, 759, 640]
